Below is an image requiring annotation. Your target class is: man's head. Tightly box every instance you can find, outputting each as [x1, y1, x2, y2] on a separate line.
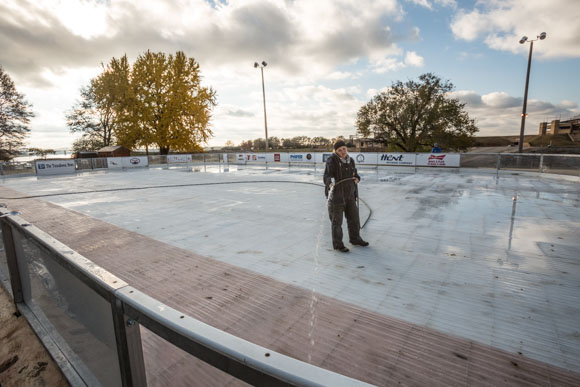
[434, 142, 439, 147]
[333, 140, 347, 159]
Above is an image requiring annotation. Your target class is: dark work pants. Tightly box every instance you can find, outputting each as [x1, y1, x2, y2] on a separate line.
[328, 199, 361, 249]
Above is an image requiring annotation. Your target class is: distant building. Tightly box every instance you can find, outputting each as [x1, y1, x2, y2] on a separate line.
[97, 146, 131, 158]
[348, 135, 385, 151]
[539, 117, 580, 141]
[72, 151, 98, 159]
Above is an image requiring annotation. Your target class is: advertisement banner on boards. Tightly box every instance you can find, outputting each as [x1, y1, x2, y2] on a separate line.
[351, 153, 379, 165]
[167, 154, 192, 163]
[35, 159, 76, 176]
[255, 153, 274, 162]
[377, 153, 416, 166]
[288, 153, 315, 162]
[237, 153, 275, 162]
[416, 153, 460, 167]
[122, 156, 149, 168]
[314, 153, 333, 163]
[107, 158, 123, 169]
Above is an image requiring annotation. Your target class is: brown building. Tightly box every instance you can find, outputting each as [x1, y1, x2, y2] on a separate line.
[97, 146, 131, 158]
[539, 117, 580, 141]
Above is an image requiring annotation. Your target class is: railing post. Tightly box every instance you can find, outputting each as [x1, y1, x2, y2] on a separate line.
[539, 154, 544, 174]
[1, 221, 24, 304]
[111, 297, 147, 387]
[496, 154, 501, 173]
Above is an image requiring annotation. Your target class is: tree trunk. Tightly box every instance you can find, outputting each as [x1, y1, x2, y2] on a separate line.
[160, 147, 170, 155]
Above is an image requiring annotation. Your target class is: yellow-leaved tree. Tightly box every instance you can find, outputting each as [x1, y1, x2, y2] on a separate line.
[91, 51, 216, 154]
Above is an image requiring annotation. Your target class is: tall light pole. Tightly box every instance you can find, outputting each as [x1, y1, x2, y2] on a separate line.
[518, 32, 547, 153]
[254, 61, 269, 151]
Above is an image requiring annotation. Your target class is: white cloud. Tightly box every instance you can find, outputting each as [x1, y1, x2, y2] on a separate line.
[558, 100, 578, 109]
[370, 50, 425, 73]
[0, 0, 408, 86]
[452, 89, 580, 136]
[407, 0, 456, 10]
[450, 0, 580, 58]
[366, 87, 391, 99]
[1, 0, 426, 148]
[404, 51, 424, 67]
[212, 84, 364, 145]
[326, 71, 353, 80]
[481, 91, 521, 108]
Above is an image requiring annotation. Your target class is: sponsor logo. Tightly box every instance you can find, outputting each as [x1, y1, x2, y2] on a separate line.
[38, 163, 45, 169]
[237, 154, 244, 161]
[252, 155, 257, 161]
[306, 153, 312, 160]
[274, 154, 280, 162]
[130, 158, 141, 165]
[356, 154, 365, 163]
[290, 154, 303, 160]
[110, 161, 119, 166]
[323, 154, 332, 162]
[257, 155, 266, 160]
[380, 154, 403, 161]
[427, 154, 446, 166]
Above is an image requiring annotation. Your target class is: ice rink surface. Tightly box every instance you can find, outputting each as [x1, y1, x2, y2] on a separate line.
[2, 164, 579, 377]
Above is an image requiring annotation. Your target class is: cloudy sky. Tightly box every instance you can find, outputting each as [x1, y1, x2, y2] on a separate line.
[1, 0, 579, 149]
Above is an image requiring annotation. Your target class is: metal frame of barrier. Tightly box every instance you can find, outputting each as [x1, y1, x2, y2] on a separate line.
[0, 208, 371, 387]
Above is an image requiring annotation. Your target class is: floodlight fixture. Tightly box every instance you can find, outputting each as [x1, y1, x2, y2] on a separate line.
[254, 60, 269, 151]
[517, 32, 548, 153]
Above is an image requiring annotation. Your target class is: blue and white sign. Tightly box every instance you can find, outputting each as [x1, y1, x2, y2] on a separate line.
[35, 159, 76, 176]
[288, 153, 313, 162]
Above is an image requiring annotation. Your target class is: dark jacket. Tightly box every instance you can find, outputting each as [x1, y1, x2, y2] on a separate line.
[323, 153, 360, 202]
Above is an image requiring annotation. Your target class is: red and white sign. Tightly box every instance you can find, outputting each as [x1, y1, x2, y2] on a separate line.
[274, 153, 280, 162]
[416, 153, 460, 167]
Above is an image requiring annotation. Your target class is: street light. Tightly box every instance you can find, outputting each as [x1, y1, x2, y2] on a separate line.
[518, 32, 547, 153]
[254, 61, 269, 151]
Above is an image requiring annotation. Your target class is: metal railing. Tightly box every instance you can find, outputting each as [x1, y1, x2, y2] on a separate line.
[0, 208, 371, 387]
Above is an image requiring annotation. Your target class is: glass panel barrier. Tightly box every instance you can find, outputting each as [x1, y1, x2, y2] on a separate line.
[459, 153, 499, 169]
[0, 228, 9, 289]
[541, 155, 580, 176]
[204, 153, 220, 164]
[13, 229, 122, 387]
[191, 153, 205, 164]
[139, 325, 248, 387]
[148, 155, 167, 166]
[498, 154, 541, 171]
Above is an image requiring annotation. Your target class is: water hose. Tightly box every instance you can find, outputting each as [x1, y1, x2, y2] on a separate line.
[0, 180, 373, 229]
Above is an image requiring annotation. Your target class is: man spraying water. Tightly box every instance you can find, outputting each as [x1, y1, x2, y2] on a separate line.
[323, 140, 369, 252]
